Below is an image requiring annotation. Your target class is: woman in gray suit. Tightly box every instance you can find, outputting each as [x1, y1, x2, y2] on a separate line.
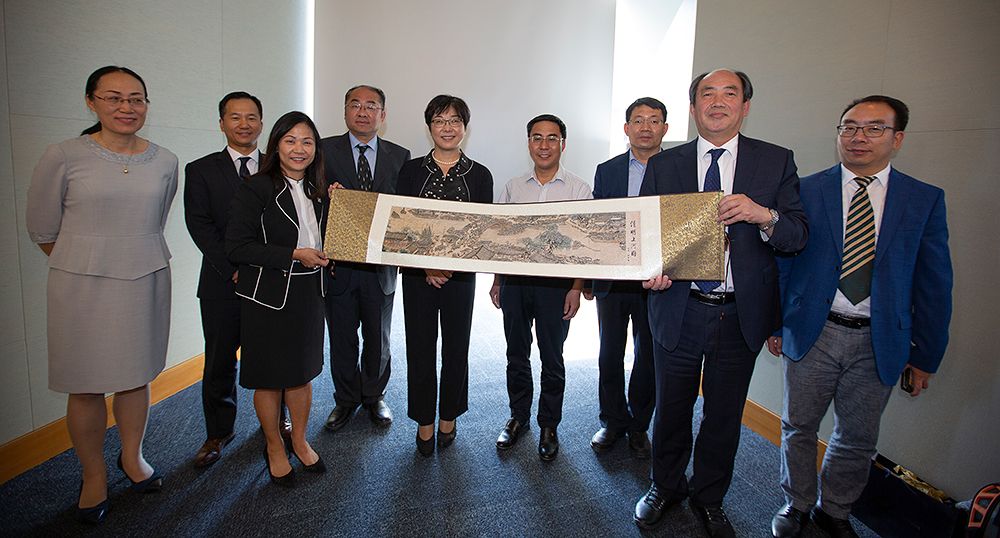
[26, 66, 178, 524]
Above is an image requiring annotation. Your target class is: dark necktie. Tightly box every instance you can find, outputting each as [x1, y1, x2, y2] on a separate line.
[237, 156, 251, 180]
[839, 176, 877, 304]
[357, 144, 373, 191]
[696, 148, 726, 293]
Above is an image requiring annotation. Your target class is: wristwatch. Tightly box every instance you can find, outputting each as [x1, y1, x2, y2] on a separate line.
[759, 208, 779, 232]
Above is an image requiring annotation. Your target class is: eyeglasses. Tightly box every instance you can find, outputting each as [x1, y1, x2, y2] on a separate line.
[629, 117, 664, 127]
[346, 102, 383, 112]
[837, 124, 895, 137]
[93, 95, 149, 108]
[431, 118, 463, 128]
[529, 134, 563, 144]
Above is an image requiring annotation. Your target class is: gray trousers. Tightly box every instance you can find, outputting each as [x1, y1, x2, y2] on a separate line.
[780, 320, 893, 519]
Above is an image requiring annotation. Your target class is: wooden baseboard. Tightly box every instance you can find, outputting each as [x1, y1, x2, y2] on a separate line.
[0, 354, 205, 485]
[743, 397, 828, 468]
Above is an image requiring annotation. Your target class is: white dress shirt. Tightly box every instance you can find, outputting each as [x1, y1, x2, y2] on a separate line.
[286, 177, 322, 250]
[226, 146, 260, 176]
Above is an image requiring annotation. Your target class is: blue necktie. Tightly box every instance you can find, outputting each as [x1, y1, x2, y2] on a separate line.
[696, 148, 726, 293]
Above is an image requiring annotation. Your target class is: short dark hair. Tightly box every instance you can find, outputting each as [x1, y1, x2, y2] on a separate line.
[81, 66, 147, 136]
[259, 111, 326, 200]
[841, 95, 910, 131]
[625, 97, 668, 122]
[344, 84, 386, 107]
[218, 91, 262, 119]
[526, 114, 566, 139]
[424, 94, 470, 126]
[688, 70, 754, 104]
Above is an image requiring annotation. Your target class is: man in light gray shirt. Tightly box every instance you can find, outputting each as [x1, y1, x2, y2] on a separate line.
[490, 114, 592, 462]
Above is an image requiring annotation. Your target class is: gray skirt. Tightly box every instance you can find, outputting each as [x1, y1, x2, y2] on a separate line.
[47, 266, 171, 394]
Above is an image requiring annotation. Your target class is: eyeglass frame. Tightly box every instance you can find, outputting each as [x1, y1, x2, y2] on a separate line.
[628, 117, 665, 127]
[345, 102, 383, 113]
[529, 134, 563, 144]
[430, 117, 464, 128]
[836, 124, 897, 137]
[92, 94, 150, 108]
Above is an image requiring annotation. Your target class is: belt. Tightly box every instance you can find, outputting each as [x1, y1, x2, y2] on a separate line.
[827, 311, 870, 328]
[689, 289, 736, 306]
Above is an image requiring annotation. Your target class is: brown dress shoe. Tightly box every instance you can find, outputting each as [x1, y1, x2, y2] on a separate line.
[194, 432, 235, 468]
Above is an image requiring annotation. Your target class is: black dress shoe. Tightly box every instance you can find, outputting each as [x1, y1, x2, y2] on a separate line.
[634, 483, 676, 529]
[437, 423, 456, 448]
[590, 427, 623, 453]
[538, 427, 559, 461]
[811, 507, 858, 538]
[692, 503, 736, 538]
[279, 418, 293, 441]
[324, 403, 358, 432]
[772, 503, 809, 538]
[75, 482, 108, 525]
[496, 418, 527, 450]
[627, 430, 651, 459]
[365, 399, 393, 425]
[416, 432, 435, 457]
[116, 453, 162, 493]
[263, 445, 295, 487]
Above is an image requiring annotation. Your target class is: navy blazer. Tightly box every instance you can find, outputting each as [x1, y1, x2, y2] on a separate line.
[184, 148, 260, 299]
[778, 165, 952, 385]
[320, 132, 410, 295]
[225, 174, 329, 309]
[591, 151, 632, 298]
[639, 135, 808, 352]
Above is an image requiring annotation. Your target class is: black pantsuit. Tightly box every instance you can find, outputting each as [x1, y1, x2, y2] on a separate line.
[500, 276, 572, 428]
[402, 271, 475, 425]
[198, 298, 240, 438]
[595, 281, 655, 434]
[325, 264, 393, 406]
[651, 299, 757, 506]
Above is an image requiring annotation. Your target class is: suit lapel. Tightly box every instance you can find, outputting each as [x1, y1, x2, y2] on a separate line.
[274, 181, 299, 230]
[874, 168, 909, 268]
[373, 138, 390, 192]
[615, 152, 630, 197]
[332, 134, 360, 189]
[820, 166, 845, 257]
[214, 149, 241, 188]
[732, 135, 758, 196]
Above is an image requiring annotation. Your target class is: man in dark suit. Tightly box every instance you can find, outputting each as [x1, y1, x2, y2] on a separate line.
[769, 96, 952, 538]
[185, 91, 285, 466]
[321, 85, 410, 431]
[584, 97, 667, 459]
[633, 69, 808, 536]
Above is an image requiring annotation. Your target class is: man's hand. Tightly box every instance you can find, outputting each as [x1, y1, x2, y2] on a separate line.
[767, 336, 782, 357]
[425, 269, 453, 289]
[718, 194, 771, 226]
[231, 270, 239, 284]
[583, 288, 594, 301]
[563, 289, 581, 320]
[292, 248, 330, 269]
[904, 365, 932, 397]
[328, 182, 345, 197]
[642, 274, 673, 291]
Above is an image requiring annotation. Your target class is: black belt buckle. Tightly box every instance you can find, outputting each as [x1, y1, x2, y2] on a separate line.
[827, 311, 870, 328]
[689, 289, 734, 306]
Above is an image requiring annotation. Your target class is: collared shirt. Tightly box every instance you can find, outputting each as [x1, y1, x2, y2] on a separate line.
[348, 132, 379, 175]
[694, 135, 740, 293]
[226, 146, 260, 176]
[286, 177, 322, 250]
[496, 166, 593, 204]
[627, 149, 647, 197]
[831, 163, 891, 318]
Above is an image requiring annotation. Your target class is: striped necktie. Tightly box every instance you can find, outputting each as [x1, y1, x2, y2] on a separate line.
[839, 176, 877, 304]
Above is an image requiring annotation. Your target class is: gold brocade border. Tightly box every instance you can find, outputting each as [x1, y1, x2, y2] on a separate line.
[325, 189, 377, 262]
[659, 191, 725, 280]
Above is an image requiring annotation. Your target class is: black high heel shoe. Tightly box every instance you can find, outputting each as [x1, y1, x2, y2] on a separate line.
[263, 444, 295, 487]
[116, 453, 162, 493]
[437, 423, 457, 448]
[416, 431, 435, 457]
[75, 482, 108, 524]
[291, 447, 326, 473]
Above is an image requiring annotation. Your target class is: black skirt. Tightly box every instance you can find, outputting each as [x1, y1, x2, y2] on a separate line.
[239, 270, 324, 389]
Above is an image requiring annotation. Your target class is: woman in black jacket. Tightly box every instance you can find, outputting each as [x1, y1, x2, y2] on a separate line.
[397, 95, 494, 455]
[226, 111, 329, 485]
